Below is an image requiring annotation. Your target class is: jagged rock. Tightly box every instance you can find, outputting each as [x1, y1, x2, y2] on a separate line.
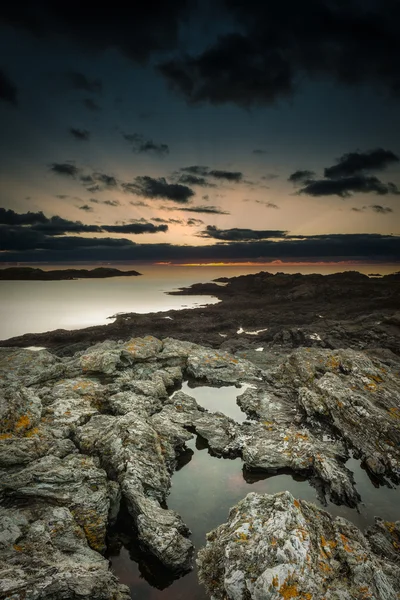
[0, 504, 130, 600]
[0, 385, 42, 434]
[285, 348, 400, 479]
[76, 412, 194, 572]
[121, 335, 163, 361]
[197, 491, 400, 600]
[187, 346, 262, 384]
[0, 453, 118, 553]
[0, 348, 65, 386]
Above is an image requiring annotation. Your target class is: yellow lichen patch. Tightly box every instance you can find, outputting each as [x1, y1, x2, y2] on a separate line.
[278, 582, 299, 599]
[293, 499, 300, 508]
[340, 534, 353, 553]
[294, 433, 309, 441]
[24, 427, 39, 438]
[0, 433, 13, 440]
[15, 414, 31, 431]
[388, 407, 400, 419]
[326, 355, 340, 370]
[369, 374, 383, 383]
[364, 382, 377, 392]
[13, 544, 24, 552]
[272, 575, 279, 587]
[236, 532, 248, 542]
[271, 537, 277, 546]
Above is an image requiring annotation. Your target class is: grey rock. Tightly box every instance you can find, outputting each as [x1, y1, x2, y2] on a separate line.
[197, 491, 400, 599]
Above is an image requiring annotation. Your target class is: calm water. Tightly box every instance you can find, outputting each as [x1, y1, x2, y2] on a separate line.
[109, 383, 400, 600]
[0, 262, 398, 340]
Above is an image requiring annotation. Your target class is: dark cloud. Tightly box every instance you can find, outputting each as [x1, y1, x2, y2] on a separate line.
[55, 194, 69, 199]
[370, 204, 393, 214]
[261, 174, 279, 181]
[0, 68, 18, 106]
[202, 195, 209, 200]
[253, 149, 268, 155]
[65, 71, 102, 94]
[5, 232, 399, 262]
[78, 204, 93, 212]
[122, 176, 195, 203]
[93, 173, 118, 187]
[32, 216, 101, 235]
[243, 199, 279, 208]
[83, 98, 101, 111]
[159, 0, 400, 107]
[180, 165, 243, 182]
[0, 208, 47, 225]
[0, 2, 189, 64]
[122, 133, 169, 157]
[129, 200, 150, 208]
[288, 170, 315, 184]
[50, 162, 80, 177]
[324, 149, 399, 179]
[186, 218, 204, 226]
[101, 223, 168, 234]
[177, 174, 215, 187]
[69, 128, 90, 141]
[199, 225, 287, 241]
[172, 205, 230, 215]
[151, 217, 183, 225]
[299, 175, 400, 198]
[102, 200, 120, 206]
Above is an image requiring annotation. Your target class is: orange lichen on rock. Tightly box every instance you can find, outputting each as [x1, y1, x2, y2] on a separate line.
[278, 581, 299, 599]
[15, 414, 31, 431]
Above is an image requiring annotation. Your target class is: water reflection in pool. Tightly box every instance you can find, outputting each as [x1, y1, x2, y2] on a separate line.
[109, 385, 399, 599]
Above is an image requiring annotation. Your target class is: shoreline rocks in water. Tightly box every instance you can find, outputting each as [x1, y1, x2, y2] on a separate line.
[0, 266, 141, 280]
[1, 333, 400, 598]
[197, 491, 400, 600]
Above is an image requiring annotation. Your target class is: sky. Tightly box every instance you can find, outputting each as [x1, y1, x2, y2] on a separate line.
[0, 0, 400, 264]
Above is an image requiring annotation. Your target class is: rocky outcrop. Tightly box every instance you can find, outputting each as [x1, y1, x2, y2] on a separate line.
[197, 491, 400, 599]
[1, 336, 399, 598]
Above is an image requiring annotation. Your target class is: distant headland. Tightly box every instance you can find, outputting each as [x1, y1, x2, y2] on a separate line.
[0, 267, 142, 280]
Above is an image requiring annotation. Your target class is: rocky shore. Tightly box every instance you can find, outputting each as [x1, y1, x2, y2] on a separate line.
[1, 329, 399, 598]
[2, 271, 399, 359]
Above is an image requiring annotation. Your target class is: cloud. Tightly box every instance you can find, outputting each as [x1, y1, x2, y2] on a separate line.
[102, 199, 120, 206]
[78, 204, 93, 212]
[0, 208, 47, 225]
[50, 162, 80, 177]
[299, 175, 400, 198]
[324, 149, 399, 179]
[199, 225, 287, 241]
[32, 216, 101, 235]
[122, 176, 195, 203]
[243, 199, 279, 208]
[101, 223, 168, 234]
[352, 204, 394, 214]
[70, 128, 90, 141]
[159, 1, 400, 107]
[253, 149, 268, 155]
[83, 98, 101, 111]
[66, 71, 102, 94]
[181, 165, 243, 182]
[261, 174, 279, 181]
[186, 218, 204, 226]
[92, 173, 117, 187]
[177, 174, 216, 187]
[288, 170, 315, 184]
[4, 231, 399, 262]
[0, 2, 189, 64]
[0, 68, 18, 106]
[170, 205, 230, 214]
[130, 200, 150, 207]
[370, 204, 394, 214]
[122, 133, 169, 157]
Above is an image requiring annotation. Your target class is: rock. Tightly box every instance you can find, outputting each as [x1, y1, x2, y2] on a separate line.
[197, 491, 400, 599]
[187, 346, 262, 385]
[76, 411, 194, 572]
[0, 504, 130, 600]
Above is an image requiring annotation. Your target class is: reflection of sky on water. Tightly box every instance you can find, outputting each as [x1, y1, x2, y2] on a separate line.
[110, 384, 399, 599]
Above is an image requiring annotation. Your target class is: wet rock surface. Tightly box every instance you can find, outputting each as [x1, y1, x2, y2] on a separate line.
[197, 491, 400, 600]
[1, 319, 399, 597]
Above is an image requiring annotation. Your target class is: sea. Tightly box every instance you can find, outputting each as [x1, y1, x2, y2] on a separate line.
[1, 261, 399, 599]
[0, 261, 398, 341]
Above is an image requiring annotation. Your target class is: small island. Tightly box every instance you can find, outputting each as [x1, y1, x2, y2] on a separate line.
[0, 267, 142, 280]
